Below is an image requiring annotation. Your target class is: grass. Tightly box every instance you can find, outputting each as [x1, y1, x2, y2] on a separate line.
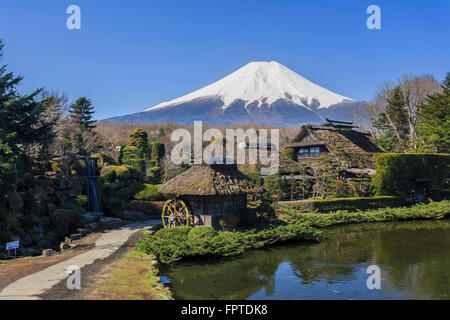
[91, 250, 172, 300]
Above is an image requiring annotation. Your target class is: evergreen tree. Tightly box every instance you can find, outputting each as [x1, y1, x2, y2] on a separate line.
[374, 86, 409, 152]
[0, 39, 56, 199]
[69, 97, 96, 130]
[418, 72, 450, 153]
[129, 129, 150, 159]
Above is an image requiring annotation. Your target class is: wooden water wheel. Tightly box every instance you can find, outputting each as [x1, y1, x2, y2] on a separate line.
[161, 199, 193, 228]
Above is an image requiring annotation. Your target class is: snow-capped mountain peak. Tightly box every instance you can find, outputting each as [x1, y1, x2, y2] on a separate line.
[146, 61, 353, 112]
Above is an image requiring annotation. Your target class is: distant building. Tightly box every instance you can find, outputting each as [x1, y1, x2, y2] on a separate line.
[282, 119, 384, 168]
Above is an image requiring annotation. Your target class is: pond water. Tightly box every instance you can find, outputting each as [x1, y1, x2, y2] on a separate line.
[163, 220, 450, 300]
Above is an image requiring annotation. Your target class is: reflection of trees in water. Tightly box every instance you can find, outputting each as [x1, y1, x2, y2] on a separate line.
[165, 220, 450, 300]
[163, 248, 285, 300]
[366, 221, 450, 299]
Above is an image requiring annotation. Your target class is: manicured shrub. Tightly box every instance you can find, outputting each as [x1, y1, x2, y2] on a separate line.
[372, 153, 450, 200]
[76, 195, 88, 206]
[283, 200, 450, 227]
[188, 226, 217, 241]
[132, 184, 164, 201]
[282, 148, 298, 162]
[277, 196, 402, 212]
[151, 142, 165, 163]
[137, 221, 321, 264]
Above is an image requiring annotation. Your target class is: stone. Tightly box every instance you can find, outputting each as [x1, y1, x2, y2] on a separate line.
[36, 239, 52, 249]
[98, 217, 123, 229]
[42, 249, 55, 257]
[77, 228, 91, 236]
[59, 242, 70, 251]
[83, 212, 104, 222]
[70, 233, 83, 240]
[86, 223, 99, 230]
[122, 210, 147, 221]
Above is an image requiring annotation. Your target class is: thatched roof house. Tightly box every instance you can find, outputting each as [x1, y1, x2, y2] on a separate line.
[158, 161, 262, 196]
[158, 160, 261, 228]
[282, 119, 384, 168]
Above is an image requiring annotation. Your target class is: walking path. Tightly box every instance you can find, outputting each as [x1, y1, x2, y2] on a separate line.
[0, 219, 160, 300]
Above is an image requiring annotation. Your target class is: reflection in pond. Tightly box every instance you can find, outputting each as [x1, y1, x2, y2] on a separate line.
[163, 220, 450, 300]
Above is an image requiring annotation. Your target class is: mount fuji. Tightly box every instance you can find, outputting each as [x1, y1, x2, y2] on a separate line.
[106, 61, 365, 126]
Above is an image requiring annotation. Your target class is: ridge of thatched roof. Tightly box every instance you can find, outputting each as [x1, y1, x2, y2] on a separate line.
[291, 125, 384, 153]
[158, 163, 262, 196]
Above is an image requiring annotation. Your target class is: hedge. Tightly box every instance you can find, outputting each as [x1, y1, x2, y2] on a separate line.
[283, 200, 450, 228]
[277, 196, 402, 212]
[372, 153, 450, 200]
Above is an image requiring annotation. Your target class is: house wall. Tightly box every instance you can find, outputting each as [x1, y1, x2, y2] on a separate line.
[183, 195, 247, 228]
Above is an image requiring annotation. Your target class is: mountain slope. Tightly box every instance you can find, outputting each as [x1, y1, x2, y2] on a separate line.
[106, 61, 364, 126]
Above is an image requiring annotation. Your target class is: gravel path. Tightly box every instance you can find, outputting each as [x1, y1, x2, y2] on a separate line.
[0, 220, 159, 300]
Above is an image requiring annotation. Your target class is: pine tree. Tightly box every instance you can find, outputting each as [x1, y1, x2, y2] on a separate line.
[69, 97, 96, 130]
[0, 39, 56, 198]
[374, 86, 409, 152]
[418, 72, 450, 153]
[129, 129, 150, 159]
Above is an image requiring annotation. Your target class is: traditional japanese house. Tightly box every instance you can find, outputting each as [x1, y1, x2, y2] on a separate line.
[158, 157, 262, 228]
[282, 119, 384, 168]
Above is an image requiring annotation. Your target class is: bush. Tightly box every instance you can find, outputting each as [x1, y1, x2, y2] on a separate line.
[137, 220, 322, 264]
[281, 148, 298, 162]
[76, 195, 88, 207]
[372, 153, 450, 200]
[283, 200, 450, 228]
[277, 196, 402, 212]
[187, 226, 217, 241]
[132, 184, 164, 201]
[50, 208, 83, 240]
[151, 142, 165, 164]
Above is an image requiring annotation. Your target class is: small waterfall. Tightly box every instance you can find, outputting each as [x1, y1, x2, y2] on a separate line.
[84, 157, 102, 213]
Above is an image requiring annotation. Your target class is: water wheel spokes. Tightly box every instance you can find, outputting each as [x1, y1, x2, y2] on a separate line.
[162, 199, 192, 228]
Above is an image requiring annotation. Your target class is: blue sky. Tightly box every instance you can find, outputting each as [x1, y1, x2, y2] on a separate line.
[0, 0, 449, 119]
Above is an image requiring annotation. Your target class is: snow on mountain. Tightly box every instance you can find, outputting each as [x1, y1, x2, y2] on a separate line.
[106, 61, 364, 126]
[146, 61, 353, 112]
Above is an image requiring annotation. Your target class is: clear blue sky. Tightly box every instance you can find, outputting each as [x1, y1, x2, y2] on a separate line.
[0, 0, 449, 119]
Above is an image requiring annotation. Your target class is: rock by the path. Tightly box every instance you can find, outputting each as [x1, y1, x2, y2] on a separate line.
[86, 223, 99, 231]
[98, 217, 123, 229]
[42, 249, 55, 257]
[83, 212, 104, 222]
[36, 240, 52, 249]
[69, 233, 83, 240]
[122, 210, 147, 221]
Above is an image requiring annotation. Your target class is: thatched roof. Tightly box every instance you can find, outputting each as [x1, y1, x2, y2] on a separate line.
[289, 125, 384, 154]
[158, 163, 262, 196]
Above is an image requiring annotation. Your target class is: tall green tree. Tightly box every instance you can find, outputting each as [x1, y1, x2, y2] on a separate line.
[418, 72, 450, 153]
[0, 39, 56, 198]
[374, 86, 409, 152]
[68, 97, 96, 130]
[129, 128, 150, 159]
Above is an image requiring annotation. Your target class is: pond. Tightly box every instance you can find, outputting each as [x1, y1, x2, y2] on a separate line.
[163, 220, 450, 300]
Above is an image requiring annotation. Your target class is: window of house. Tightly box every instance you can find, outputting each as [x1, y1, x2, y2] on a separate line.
[310, 147, 320, 153]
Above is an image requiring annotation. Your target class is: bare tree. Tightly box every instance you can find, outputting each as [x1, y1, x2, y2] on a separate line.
[366, 74, 441, 151]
